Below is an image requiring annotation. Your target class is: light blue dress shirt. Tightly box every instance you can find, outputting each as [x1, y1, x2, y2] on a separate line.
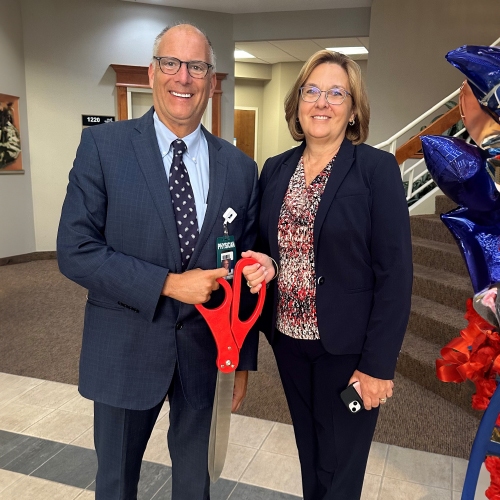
[153, 111, 209, 232]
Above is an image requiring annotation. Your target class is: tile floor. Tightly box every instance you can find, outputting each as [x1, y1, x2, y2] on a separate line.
[0, 371, 488, 499]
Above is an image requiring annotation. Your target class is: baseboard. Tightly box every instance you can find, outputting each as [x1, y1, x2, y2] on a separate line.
[0, 251, 57, 267]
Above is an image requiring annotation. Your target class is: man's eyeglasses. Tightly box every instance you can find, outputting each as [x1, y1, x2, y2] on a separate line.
[154, 56, 213, 79]
[299, 86, 352, 105]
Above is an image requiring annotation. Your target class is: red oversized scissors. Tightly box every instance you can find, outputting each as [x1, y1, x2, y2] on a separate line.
[195, 257, 266, 373]
[195, 257, 266, 481]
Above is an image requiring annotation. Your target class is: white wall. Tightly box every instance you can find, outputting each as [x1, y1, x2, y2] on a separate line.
[0, 0, 36, 258]
[20, 0, 234, 251]
[367, 0, 500, 145]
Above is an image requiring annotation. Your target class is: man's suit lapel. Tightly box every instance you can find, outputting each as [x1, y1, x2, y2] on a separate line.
[268, 143, 306, 265]
[187, 126, 228, 270]
[132, 107, 183, 272]
[313, 138, 355, 256]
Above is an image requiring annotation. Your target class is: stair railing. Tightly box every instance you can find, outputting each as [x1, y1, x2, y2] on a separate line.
[374, 36, 500, 207]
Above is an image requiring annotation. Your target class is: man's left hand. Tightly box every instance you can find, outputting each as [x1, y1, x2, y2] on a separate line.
[232, 371, 248, 412]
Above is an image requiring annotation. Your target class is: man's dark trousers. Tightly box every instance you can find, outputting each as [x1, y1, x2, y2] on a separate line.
[94, 365, 213, 500]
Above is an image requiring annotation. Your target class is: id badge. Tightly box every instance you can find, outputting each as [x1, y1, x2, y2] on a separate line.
[217, 207, 237, 280]
[217, 236, 236, 280]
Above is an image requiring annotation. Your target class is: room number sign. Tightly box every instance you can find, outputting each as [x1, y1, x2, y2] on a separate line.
[82, 115, 115, 127]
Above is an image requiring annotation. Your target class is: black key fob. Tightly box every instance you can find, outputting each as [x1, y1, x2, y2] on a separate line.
[340, 382, 364, 413]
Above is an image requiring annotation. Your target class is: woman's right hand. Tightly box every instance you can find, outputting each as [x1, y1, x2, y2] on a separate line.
[241, 250, 275, 294]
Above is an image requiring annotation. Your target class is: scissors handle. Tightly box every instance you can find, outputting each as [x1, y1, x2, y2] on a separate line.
[195, 278, 240, 373]
[231, 257, 266, 350]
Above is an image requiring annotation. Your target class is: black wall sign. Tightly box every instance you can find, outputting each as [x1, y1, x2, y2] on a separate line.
[82, 115, 115, 127]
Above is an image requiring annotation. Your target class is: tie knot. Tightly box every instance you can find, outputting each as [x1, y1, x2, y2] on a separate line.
[172, 139, 187, 157]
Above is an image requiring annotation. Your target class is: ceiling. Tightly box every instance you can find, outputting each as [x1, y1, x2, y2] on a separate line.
[121, 0, 372, 14]
[236, 37, 369, 64]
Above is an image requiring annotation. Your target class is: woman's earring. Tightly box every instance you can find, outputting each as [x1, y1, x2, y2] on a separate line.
[349, 117, 356, 126]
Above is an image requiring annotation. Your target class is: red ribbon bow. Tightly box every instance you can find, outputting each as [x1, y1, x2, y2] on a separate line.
[436, 299, 500, 385]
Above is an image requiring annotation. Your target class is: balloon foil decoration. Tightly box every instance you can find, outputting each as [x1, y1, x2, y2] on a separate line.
[421, 135, 500, 298]
[426, 45, 500, 498]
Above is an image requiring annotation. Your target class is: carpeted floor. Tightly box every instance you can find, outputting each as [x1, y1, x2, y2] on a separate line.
[0, 260, 480, 459]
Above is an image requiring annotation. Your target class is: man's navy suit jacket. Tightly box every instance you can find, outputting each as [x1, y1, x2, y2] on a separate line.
[258, 138, 413, 380]
[57, 107, 259, 411]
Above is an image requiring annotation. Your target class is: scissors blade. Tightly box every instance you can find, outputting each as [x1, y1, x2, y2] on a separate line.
[208, 370, 235, 482]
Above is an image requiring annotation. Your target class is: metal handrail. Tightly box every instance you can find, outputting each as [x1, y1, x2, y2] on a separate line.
[374, 35, 500, 205]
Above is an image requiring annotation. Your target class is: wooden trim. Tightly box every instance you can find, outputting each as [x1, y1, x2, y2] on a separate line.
[0, 251, 57, 267]
[110, 64, 150, 87]
[110, 65, 227, 137]
[212, 73, 227, 137]
[212, 93, 222, 137]
[116, 86, 128, 121]
[395, 105, 462, 164]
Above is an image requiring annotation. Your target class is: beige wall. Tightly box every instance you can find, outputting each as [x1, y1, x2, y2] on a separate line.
[367, 0, 500, 145]
[0, 0, 35, 258]
[235, 62, 272, 81]
[274, 62, 307, 156]
[234, 8, 370, 42]
[20, 0, 234, 252]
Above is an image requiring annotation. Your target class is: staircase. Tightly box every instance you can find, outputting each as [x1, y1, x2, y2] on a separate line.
[396, 195, 478, 418]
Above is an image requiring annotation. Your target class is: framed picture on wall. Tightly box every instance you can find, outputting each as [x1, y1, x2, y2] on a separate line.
[0, 93, 23, 174]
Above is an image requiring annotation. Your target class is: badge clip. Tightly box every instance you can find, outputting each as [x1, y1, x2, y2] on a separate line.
[222, 208, 237, 241]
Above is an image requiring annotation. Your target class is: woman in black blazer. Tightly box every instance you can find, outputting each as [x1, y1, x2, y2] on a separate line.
[243, 50, 412, 500]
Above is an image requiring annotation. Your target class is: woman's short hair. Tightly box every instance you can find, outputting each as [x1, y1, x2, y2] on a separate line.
[284, 50, 369, 145]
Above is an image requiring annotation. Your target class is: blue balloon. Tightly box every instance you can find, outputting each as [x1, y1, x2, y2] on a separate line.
[421, 134, 500, 293]
[441, 208, 500, 294]
[421, 135, 500, 212]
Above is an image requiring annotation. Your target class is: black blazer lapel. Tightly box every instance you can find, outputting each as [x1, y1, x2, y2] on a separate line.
[187, 126, 228, 270]
[313, 138, 355, 256]
[268, 143, 306, 264]
[132, 107, 182, 272]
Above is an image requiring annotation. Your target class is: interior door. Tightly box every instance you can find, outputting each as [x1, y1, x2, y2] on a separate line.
[234, 109, 256, 160]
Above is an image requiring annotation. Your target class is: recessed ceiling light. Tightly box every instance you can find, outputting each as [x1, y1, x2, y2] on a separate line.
[234, 50, 255, 59]
[326, 46, 368, 55]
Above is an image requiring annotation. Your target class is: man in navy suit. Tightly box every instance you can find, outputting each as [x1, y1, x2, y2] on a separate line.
[57, 24, 259, 500]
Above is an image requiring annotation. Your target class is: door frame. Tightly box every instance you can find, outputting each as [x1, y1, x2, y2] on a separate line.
[234, 106, 258, 162]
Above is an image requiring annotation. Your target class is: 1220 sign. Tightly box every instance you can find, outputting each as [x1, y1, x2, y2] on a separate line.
[82, 115, 115, 127]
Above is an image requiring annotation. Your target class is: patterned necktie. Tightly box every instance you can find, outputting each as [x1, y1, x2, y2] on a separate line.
[169, 139, 199, 270]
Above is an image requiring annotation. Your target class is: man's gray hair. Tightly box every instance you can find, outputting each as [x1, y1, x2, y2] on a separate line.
[152, 22, 216, 71]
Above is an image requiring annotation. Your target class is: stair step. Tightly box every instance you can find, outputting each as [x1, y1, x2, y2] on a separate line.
[435, 195, 458, 215]
[397, 331, 478, 418]
[413, 263, 473, 310]
[412, 236, 468, 277]
[410, 214, 456, 245]
[409, 295, 467, 347]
